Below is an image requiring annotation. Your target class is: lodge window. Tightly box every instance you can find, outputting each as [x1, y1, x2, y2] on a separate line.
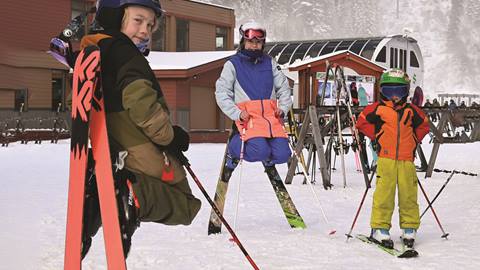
[216, 27, 228, 50]
[399, 49, 404, 70]
[410, 51, 420, 67]
[151, 16, 166, 51]
[70, 0, 92, 41]
[390, 47, 394, 68]
[52, 70, 66, 111]
[375, 46, 386, 63]
[15, 89, 28, 112]
[176, 19, 189, 52]
[394, 48, 398, 68]
[360, 39, 381, 60]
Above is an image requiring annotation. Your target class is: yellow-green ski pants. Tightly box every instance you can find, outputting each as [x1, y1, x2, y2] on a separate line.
[370, 157, 420, 230]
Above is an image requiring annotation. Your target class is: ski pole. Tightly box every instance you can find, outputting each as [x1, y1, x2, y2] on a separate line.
[181, 155, 260, 270]
[289, 143, 336, 235]
[420, 171, 455, 219]
[417, 178, 449, 239]
[345, 165, 376, 241]
[232, 128, 246, 234]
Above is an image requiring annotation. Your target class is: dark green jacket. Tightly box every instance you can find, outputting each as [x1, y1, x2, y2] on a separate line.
[80, 31, 186, 184]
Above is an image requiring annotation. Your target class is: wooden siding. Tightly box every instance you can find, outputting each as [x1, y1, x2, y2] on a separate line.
[0, 65, 54, 109]
[0, 0, 70, 51]
[0, 91, 15, 109]
[161, 0, 235, 27]
[189, 21, 216, 51]
[190, 86, 216, 129]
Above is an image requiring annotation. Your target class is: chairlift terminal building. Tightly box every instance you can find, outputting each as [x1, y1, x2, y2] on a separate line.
[264, 35, 424, 106]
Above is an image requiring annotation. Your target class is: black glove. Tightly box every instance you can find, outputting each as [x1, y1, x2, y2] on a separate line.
[166, 125, 190, 153]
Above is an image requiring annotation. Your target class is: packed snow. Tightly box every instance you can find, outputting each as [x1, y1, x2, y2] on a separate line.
[1, 138, 479, 269]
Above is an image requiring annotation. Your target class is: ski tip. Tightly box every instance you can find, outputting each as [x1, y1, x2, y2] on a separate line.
[329, 230, 337, 235]
[397, 249, 419, 258]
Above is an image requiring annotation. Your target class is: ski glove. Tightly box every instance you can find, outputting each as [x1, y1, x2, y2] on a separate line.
[166, 125, 190, 153]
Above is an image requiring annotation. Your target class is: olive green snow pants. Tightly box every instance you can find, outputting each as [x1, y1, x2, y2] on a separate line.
[132, 173, 201, 225]
[370, 157, 420, 230]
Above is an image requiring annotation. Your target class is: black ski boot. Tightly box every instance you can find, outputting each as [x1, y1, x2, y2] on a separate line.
[115, 170, 140, 258]
[81, 154, 102, 259]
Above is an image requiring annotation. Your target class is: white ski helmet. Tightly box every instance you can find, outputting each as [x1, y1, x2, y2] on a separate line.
[239, 21, 266, 48]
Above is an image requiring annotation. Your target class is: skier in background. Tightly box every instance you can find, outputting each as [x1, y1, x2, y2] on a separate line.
[357, 83, 370, 106]
[63, 0, 201, 259]
[349, 81, 359, 106]
[356, 69, 429, 249]
[215, 21, 292, 174]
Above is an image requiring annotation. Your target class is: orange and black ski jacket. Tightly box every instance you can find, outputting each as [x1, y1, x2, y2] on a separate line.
[355, 100, 429, 161]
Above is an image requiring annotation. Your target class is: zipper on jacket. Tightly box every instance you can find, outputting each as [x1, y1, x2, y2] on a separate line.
[261, 100, 273, 137]
[403, 110, 411, 125]
[395, 110, 401, 160]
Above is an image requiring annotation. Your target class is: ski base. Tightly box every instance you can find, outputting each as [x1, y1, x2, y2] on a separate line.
[356, 234, 418, 258]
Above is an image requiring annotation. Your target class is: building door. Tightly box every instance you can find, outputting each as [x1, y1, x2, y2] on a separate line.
[190, 86, 216, 130]
[52, 70, 65, 111]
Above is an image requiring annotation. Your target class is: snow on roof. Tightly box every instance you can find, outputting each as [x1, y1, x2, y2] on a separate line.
[146, 50, 236, 70]
[188, 0, 234, 10]
[288, 50, 385, 70]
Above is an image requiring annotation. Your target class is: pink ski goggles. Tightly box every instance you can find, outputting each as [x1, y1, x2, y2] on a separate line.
[243, 29, 265, 41]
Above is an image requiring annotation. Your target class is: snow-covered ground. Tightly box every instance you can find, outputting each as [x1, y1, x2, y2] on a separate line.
[1, 139, 479, 269]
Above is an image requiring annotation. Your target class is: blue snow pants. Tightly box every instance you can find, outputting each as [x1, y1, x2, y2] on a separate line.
[227, 134, 291, 165]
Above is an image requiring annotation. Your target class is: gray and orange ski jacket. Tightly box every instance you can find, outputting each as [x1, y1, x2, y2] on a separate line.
[215, 51, 292, 141]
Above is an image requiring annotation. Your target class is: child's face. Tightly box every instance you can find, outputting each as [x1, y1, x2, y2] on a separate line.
[121, 6, 156, 45]
[244, 39, 263, 50]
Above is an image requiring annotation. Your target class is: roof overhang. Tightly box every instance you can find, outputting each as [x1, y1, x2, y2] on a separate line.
[147, 51, 236, 79]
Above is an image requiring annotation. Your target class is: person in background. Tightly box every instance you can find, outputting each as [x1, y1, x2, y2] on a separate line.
[356, 69, 429, 249]
[357, 83, 370, 106]
[349, 81, 359, 106]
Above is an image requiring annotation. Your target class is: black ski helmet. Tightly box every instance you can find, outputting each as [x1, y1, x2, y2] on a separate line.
[119, 0, 162, 17]
[95, 0, 162, 30]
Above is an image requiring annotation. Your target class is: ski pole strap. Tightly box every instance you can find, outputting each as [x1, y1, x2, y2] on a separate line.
[433, 168, 477, 177]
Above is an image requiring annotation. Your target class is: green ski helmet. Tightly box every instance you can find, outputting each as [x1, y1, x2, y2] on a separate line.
[379, 69, 410, 101]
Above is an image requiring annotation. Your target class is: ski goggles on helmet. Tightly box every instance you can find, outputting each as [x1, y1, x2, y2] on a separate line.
[243, 29, 265, 41]
[380, 84, 409, 100]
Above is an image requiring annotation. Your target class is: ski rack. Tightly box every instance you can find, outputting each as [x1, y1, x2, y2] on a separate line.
[286, 64, 371, 189]
[286, 105, 480, 184]
[421, 106, 480, 177]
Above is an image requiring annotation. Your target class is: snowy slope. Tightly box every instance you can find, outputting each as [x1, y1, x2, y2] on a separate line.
[1, 140, 479, 269]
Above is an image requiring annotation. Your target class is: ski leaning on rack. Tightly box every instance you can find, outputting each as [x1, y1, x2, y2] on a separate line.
[64, 45, 126, 269]
[356, 234, 419, 258]
[208, 149, 306, 235]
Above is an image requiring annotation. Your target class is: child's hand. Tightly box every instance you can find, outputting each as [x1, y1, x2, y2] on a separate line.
[240, 110, 250, 122]
[275, 108, 284, 118]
